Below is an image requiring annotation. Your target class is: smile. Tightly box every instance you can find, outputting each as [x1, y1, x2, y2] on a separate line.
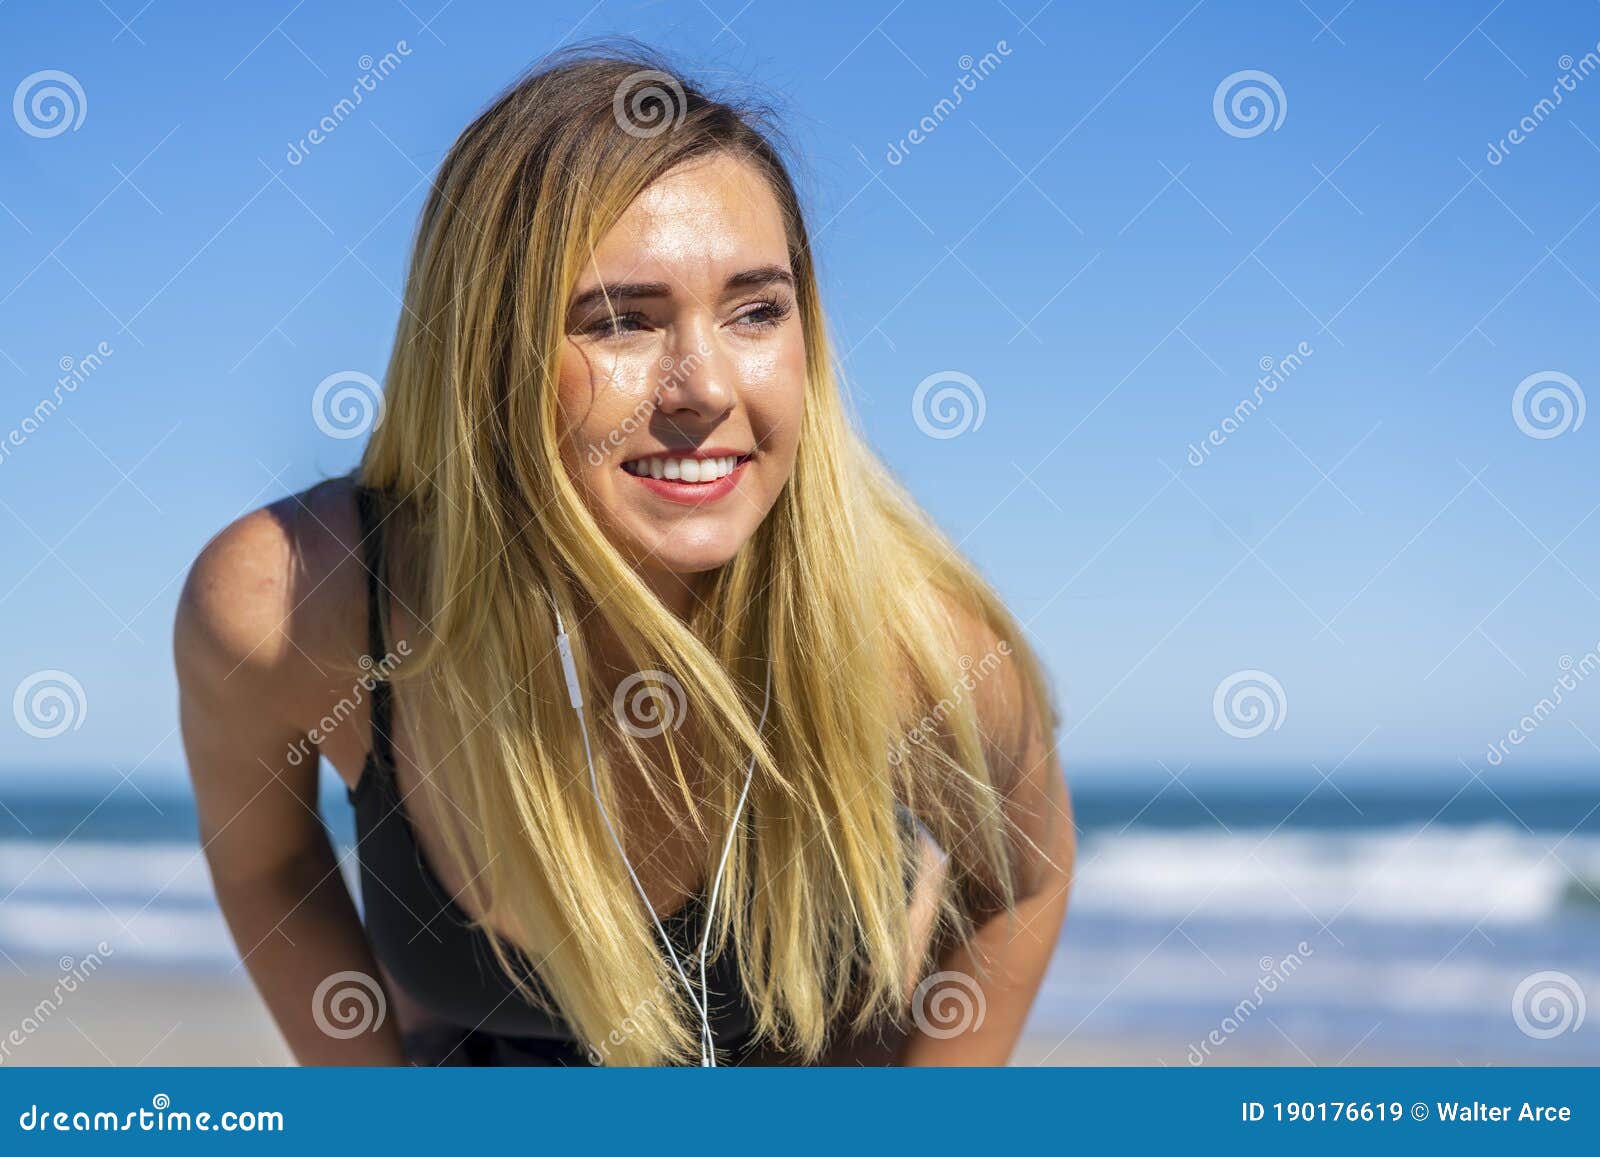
[620, 451, 754, 505]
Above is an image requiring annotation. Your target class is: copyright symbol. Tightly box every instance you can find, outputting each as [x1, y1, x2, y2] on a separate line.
[1411, 1102, 1428, 1121]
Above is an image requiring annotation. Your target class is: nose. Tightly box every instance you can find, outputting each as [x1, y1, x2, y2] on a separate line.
[656, 319, 735, 424]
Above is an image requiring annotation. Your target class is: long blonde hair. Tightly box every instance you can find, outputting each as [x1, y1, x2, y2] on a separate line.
[357, 39, 1061, 1065]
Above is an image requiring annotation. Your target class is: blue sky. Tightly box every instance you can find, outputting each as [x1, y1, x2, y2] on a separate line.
[1, 0, 1597, 791]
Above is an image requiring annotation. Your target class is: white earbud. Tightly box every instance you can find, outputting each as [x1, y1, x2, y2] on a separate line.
[552, 599, 770, 1066]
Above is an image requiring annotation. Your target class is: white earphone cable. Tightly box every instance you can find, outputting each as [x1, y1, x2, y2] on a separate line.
[554, 601, 769, 1067]
[693, 658, 770, 1063]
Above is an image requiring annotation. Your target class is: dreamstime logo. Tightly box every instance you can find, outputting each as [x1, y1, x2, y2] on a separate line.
[612, 69, 686, 138]
[16, 1093, 283, 1133]
[13, 670, 87, 739]
[1512, 970, 1586, 1039]
[1186, 341, 1314, 466]
[312, 370, 384, 439]
[1511, 370, 1585, 439]
[1212, 70, 1287, 139]
[1487, 43, 1600, 165]
[912, 370, 986, 439]
[13, 70, 87, 138]
[1484, 644, 1600, 767]
[0, 340, 114, 469]
[888, 640, 1012, 767]
[0, 941, 113, 1066]
[285, 642, 411, 768]
[285, 40, 413, 165]
[1187, 941, 1314, 1064]
[583, 337, 714, 467]
[1212, 669, 1286, 739]
[311, 971, 387, 1039]
[911, 970, 986, 1038]
[885, 40, 1013, 165]
[612, 670, 687, 738]
[584, 976, 676, 1066]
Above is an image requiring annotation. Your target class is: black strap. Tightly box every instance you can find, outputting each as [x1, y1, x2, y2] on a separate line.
[356, 485, 396, 772]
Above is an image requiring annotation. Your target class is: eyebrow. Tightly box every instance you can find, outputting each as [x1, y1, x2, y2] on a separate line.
[566, 264, 795, 316]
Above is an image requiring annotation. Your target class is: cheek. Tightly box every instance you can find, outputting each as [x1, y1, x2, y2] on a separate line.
[738, 341, 806, 463]
[557, 343, 653, 473]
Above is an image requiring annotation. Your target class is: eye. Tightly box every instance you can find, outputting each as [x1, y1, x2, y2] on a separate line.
[582, 311, 649, 339]
[733, 299, 792, 330]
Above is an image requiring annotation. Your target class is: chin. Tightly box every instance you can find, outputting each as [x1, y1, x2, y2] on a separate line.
[652, 547, 742, 576]
[629, 530, 748, 578]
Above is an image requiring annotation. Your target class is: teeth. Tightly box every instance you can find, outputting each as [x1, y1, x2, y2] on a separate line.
[623, 455, 742, 483]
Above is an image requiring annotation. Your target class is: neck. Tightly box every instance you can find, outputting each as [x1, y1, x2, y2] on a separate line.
[637, 559, 707, 622]
[571, 564, 708, 678]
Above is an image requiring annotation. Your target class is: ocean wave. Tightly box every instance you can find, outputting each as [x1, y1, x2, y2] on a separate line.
[0, 840, 231, 967]
[1072, 823, 1600, 925]
[2, 823, 1597, 970]
[0, 839, 215, 906]
[0, 838, 364, 968]
[1039, 940, 1598, 1019]
[0, 899, 240, 967]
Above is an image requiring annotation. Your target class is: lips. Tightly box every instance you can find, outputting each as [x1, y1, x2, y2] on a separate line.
[620, 450, 754, 506]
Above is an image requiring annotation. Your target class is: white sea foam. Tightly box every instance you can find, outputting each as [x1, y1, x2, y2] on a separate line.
[1, 824, 1597, 971]
[0, 839, 231, 966]
[1040, 942, 1596, 1017]
[1070, 823, 1600, 925]
[0, 899, 240, 966]
[0, 839, 213, 906]
[0, 837, 363, 967]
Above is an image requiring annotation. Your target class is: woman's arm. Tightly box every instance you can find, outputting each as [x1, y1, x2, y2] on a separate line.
[175, 511, 406, 1065]
[900, 628, 1075, 1066]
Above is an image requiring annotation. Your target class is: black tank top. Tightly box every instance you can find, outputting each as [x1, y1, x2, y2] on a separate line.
[346, 485, 761, 1066]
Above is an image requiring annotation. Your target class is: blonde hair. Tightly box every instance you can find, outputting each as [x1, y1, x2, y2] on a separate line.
[357, 39, 1060, 1065]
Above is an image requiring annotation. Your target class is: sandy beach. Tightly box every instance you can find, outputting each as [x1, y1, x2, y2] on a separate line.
[1, 972, 293, 1068]
[1, 970, 1387, 1067]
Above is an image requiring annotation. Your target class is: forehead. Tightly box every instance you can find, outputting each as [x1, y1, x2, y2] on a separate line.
[582, 152, 790, 285]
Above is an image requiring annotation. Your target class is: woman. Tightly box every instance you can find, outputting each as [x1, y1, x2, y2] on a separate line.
[175, 41, 1073, 1067]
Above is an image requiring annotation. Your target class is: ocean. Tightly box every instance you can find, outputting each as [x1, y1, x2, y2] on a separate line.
[2, 772, 1597, 1064]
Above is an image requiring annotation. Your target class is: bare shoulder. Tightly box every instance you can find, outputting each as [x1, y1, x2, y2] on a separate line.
[174, 475, 367, 703]
[175, 476, 376, 857]
[939, 595, 1059, 778]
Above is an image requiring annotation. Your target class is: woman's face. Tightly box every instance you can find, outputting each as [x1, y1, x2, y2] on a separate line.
[557, 151, 806, 602]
